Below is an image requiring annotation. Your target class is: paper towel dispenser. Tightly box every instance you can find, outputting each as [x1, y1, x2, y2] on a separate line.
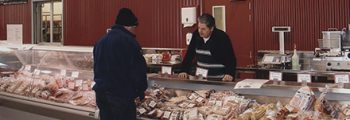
[181, 7, 197, 27]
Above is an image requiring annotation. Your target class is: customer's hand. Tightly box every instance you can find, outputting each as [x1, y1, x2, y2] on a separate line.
[178, 72, 188, 79]
[222, 74, 234, 82]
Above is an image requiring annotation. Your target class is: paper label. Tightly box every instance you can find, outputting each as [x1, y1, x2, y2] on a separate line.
[163, 111, 171, 118]
[71, 71, 79, 78]
[68, 81, 75, 89]
[149, 101, 157, 108]
[196, 67, 208, 78]
[215, 100, 223, 107]
[60, 70, 67, 76]
[234, 79, 269, 89]
[269, 71, 282, 81]
[25, 65, 31, 71]
[75, 80, 83, 87]
[297, 74, 312, 83]
[188, 93, 198, 100]
[33, 69, 40, 75]
[335, 74, 350, 83]
[196, 97, 204, 103]
[138, 108, 146, 115]
[161, 66, 172, 74]
[187, 103, 196, 108]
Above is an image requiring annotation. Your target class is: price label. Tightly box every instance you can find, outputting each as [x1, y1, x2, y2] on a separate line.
[149, 101, 157, 108]
[75, 80, 83, 87]
[269, 71, 282, 81]
[60, 70, 67, 76]
[297, 74, 312, 83]
[138, 108, 147, 115]
[195, 67, 208, 78]
[68, 82, 75, 89]
[335, 74, 350, 83]
[161, 66, 172, 74]
[196, 97, 204, 103]
[25, 65, 31, 71]
[71, 71, 79, 78]
[33, 69, 41, 75]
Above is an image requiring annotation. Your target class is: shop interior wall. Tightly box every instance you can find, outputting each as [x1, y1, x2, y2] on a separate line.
[0, 2, 31, 43]
[254, 0, 350, 51]
[63, 0, 200, 47]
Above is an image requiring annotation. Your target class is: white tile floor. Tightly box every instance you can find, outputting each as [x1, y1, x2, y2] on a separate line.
[0, 106, 59, 120]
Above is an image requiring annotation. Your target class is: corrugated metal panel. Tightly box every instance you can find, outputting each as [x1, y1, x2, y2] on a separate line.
[0, 2, 31, 43]
[64, 0, 200, 48]
[254, 0, 350, 51]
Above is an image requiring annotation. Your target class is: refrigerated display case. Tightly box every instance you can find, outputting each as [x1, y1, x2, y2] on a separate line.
[1, 45, 350, 120]
[0, 45, 98, 120]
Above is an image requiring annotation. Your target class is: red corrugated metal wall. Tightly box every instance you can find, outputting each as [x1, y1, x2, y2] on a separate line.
[0, 2, 31, 43]
[64, 0, 200, 47]
[204, 0, 254, 67]
[254, 0, 350, 51]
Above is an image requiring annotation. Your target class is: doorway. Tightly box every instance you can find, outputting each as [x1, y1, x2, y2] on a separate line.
[32, 0, 63, 45]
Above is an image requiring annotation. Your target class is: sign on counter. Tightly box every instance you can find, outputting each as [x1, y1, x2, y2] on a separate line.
[33, 69, 40, 75]
[269, 71, 282, 81]
[161, 66, 172, 74]
[71, 71, 79, 78]
[234, 79, 269, 89]
[297, 74, 312, 83]
[196, 67, 208, 78]
[60, 69, 67, 76]
[24, 65, 31, 71]
[335, 74, 350, 84]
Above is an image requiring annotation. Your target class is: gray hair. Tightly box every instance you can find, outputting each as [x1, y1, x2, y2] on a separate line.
[198, 13, 216, 28]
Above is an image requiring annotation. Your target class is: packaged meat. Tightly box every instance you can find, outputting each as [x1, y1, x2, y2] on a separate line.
[6, 80, 23, 93]
[14, 81, 31, 95]
[286, 86, 315, 113]
[49, 88, 75, 103]
[206, 114, 224, 120]
[169, 96, 188, 104]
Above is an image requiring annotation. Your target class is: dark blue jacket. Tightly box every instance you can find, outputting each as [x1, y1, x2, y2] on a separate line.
[93, 24, 148, 100]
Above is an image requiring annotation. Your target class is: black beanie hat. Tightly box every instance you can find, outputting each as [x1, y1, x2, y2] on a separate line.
[115, 8, 139, 26]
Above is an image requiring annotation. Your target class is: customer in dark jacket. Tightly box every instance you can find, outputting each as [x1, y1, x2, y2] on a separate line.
[179, 13, 236, 81]
[93, 8, 148, 120]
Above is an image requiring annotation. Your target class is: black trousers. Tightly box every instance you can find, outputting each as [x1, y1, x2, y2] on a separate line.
[95, 92, 136, 120]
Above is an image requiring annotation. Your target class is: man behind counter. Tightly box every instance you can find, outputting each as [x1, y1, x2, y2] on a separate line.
[178, 13, 237, 81]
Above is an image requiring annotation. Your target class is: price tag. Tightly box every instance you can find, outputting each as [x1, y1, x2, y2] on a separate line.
[138, 108, 147, 115]
[215, 100, 223, 107]
[196, 97, 204, 103]
[71, 71, 79, 78]
[163, 111, 171, 119]
[75, 80, 83, 87]
[161, 66, 172, 74]
[25, 65, 31, 71]
[335, 74, 350, 83]
[195, 67, 208, 78]
[68, 81, 75, 89]
[149, 101, 157, 108]
[33, 69, 41, 75]
[269, 71, 282, 81]
[297, 74, 312, 83]
[60, 70, 67, 76]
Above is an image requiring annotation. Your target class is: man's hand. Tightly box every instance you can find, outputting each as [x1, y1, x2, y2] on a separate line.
[222, 74, 234, 82]
[178, 72, 188, 79]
